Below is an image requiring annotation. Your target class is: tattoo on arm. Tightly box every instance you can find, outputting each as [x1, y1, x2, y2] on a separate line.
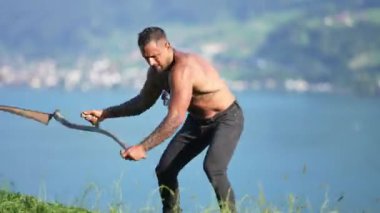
[104, 95, 150, 118]
[104, 68, 162, 119]
[139, 114, 181, 151]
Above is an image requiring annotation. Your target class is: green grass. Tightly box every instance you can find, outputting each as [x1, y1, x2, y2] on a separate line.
[0, 186, 342, 213]
[0, 190, 90, 213]
[0, 178, 341, 213]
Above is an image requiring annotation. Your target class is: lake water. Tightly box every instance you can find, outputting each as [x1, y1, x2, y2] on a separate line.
[1, 88, 379, 212]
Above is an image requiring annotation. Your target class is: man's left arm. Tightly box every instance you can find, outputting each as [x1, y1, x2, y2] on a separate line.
[123, 65, 193, 160]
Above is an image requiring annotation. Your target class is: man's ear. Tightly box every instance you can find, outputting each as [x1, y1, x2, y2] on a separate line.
[164, 41, 171, 49]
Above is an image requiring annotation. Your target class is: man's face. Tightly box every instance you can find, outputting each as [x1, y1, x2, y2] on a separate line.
[140, 39, 171, 72]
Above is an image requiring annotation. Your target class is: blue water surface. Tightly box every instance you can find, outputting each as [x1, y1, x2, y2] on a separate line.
[1, 88, 380, 212]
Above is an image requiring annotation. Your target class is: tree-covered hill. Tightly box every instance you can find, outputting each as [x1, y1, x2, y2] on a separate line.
[1, 0, 379, 59]
[224, 9, 380, 95]
[0, 0, 379, 95]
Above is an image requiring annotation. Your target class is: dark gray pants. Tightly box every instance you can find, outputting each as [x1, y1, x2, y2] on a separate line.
[155, 101, 244, 213]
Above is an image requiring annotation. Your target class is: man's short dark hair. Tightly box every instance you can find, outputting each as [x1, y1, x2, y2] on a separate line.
[138, 27, 167, 48]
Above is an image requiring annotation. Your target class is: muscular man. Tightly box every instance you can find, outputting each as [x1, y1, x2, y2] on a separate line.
[81, 27, 244, 213]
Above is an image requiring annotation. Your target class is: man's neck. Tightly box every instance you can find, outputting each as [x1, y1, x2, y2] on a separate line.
[165, 48, 176, 72]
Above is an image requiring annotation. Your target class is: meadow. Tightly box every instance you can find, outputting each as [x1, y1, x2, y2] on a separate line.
[0, 185, 340, 213]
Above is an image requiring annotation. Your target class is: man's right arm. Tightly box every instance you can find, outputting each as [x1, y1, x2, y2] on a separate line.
[103, 69, 162, 119]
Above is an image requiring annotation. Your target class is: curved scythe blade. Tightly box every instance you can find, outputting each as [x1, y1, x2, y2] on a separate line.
[0, 105, 53, 125]
[0, 105, 129, 149]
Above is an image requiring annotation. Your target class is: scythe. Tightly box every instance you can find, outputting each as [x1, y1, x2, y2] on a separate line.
[0, 105, 129, 150]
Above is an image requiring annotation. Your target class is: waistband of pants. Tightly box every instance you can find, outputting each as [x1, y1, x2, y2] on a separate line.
[191, 100, 240, 124]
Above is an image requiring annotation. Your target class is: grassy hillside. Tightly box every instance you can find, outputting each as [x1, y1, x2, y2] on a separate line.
[0, 188, 343, 213]
[0, 190, 89, 213]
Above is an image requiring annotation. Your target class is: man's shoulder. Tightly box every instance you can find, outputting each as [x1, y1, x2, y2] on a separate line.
[174, 51, 205, 70]
[147, 66, 160, 76]
[175, 50, 201, 62]
[146, 67, 163, 86]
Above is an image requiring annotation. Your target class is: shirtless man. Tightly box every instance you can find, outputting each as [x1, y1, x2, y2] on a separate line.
[81, 27, 244, 213]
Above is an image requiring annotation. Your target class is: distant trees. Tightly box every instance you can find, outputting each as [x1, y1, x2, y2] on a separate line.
[0, 0, 379, 95]
[1, 0, 378, 59]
